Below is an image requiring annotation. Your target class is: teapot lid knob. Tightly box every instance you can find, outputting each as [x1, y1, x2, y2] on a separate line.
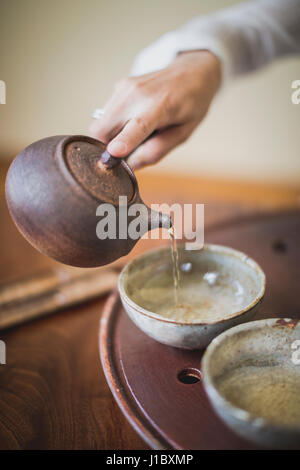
[58, 135, 136, 205]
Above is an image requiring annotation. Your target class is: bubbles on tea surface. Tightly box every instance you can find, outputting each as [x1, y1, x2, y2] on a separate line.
[203, 271, 219, 286]
[181, 262, 192, 273]
[131, 262, 253, 323]
[130, 243, 256, 323]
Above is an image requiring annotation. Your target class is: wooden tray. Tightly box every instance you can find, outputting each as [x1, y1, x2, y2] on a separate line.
[99, 210, 300, 449]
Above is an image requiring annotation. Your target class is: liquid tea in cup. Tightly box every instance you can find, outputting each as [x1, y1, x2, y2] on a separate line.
[129, 245, 259, 324]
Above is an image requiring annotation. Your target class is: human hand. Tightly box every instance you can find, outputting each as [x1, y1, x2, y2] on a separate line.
[90, 51, 221, 170]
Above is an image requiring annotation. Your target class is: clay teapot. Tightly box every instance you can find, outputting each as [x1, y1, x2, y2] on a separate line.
[5, 135, 171, 267]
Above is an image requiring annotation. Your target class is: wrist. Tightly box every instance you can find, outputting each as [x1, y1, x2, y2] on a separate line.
[176, 50, 222, 94]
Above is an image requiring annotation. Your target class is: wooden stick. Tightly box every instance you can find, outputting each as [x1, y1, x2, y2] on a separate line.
[0, 266, 119, 329]
[0, 265, 118, 306]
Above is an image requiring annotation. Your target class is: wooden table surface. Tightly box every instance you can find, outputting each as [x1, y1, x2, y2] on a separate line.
[0, 161, 299, 450]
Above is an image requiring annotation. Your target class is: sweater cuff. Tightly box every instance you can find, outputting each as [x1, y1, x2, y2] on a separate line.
[131, 29, 234, 86]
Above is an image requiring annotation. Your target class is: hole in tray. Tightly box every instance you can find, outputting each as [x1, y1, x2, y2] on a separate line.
[272, 239, 287, 254]
[178, 368, 201, 384]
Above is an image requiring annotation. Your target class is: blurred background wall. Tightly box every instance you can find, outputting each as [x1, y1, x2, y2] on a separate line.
[0, 0, 299, 184]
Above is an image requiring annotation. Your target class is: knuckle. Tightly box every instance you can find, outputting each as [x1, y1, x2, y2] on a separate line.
[133, 116, 149, 136]
[161, 92, 174, 116]
[131, 79, 150, 98]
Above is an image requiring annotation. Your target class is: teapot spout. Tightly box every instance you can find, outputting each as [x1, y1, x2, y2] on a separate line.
[147, 207, 172, 231]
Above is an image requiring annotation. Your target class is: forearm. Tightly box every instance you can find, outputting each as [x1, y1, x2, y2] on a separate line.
[132, 0, 300, 83]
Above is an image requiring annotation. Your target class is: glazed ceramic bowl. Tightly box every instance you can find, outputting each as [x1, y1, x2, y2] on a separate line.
[202, 318, 300, 449]
[119, 244, 265, 350]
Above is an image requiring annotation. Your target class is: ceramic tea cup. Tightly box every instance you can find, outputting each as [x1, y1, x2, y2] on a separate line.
[119, 244, 265, 349]
[201, 318, 300, 448]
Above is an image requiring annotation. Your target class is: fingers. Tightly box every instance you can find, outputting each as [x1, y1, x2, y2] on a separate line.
[89, 116, 123, 144]
[90, 106, 159, 159]
[89, 101, 125, 144]
[89, 80, 132, 144]
[127, 121, 197, 170]
[89, 73, 171, 157]
[89, 76, 159, 155]
[89, 52, 220, 165]
[90, 111, 158, 158]
[107, 113, 159, 157]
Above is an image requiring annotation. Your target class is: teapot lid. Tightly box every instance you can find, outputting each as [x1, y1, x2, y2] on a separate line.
[60, 136, 135, 205]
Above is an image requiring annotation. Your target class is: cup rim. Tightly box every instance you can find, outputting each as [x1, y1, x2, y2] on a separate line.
[201, 317, 300, 431]
[118, 243, 266, 326]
